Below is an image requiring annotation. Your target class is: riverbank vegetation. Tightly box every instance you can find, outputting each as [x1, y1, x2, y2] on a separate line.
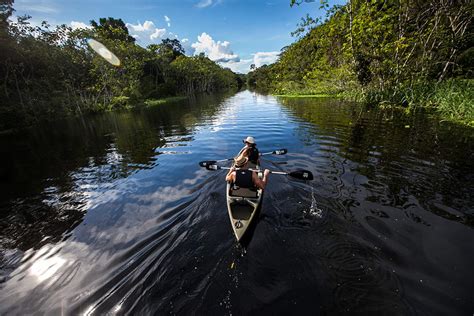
[0, 2, 242, 131]
[144, 96, 188, 107]
[247, 0, 473, 125]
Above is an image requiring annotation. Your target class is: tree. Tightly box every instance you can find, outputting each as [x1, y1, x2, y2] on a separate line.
[161, 38, 185, 56]
[0, 12, 240, 130]
[0, 0, 14, 38]
[90, 17, 135, 43]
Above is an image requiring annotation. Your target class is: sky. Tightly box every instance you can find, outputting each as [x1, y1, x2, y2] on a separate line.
[12, 0, 345, 73]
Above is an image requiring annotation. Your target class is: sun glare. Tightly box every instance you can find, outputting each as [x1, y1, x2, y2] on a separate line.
[30, 255, 67, 283]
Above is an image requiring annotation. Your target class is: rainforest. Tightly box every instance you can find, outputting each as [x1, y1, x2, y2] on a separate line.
[248, 0, 473, 125]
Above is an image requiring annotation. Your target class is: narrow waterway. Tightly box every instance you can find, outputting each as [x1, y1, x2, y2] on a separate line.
[0, 90, 473, 314]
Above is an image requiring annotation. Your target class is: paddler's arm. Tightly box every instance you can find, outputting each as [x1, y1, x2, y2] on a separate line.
[253, 169, 270, 190]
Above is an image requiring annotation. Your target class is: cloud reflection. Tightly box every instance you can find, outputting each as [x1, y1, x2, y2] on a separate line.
[30, 255, 67, 283]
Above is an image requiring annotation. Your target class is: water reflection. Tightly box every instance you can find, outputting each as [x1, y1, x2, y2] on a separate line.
[0, 93, 230, 253]
[29, 249, 67, 283]
[278, 96, 474, 314]
[0, 91, 473, 314]
[279, 97, 474, 226]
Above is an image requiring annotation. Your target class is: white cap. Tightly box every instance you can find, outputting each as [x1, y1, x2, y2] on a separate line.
[243, 136, 256, 144]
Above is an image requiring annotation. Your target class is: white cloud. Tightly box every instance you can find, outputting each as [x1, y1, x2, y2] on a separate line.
[220, 52, 280, 74]
[125, 19, 193, 53]
[196, 0, 213, 8]
[196, 0, 223, 8]
[189, 32, 279, 73]
[126, 20, 167, 44]
[221, 58, 253, 73]
[164, 15, 171, 27]
[70, 21, 91, 30]
[126, 20, 156, 32]
[191, 32, 239, 63]
[253, 51, 280, 67]
[181, 38, 194, 55]
[150, 28, 166, 40]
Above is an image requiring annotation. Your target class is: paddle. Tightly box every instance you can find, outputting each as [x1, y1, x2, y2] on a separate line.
[205, 164, 314, 181]
[262, 148, 288, 156]
[198, 148, 287, 167]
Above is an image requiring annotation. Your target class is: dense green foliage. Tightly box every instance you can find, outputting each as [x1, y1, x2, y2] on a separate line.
[248, 0, 474, 124]
[0, 3, 240, 131]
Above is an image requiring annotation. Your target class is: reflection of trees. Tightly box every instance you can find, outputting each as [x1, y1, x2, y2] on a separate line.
[280, 98, 474, 226]
[279, 97, 354, 145]
[0, 93, 229, 251]
[0, 196, 84, 251]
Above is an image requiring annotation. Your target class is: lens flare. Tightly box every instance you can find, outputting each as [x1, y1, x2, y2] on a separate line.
[87, 38, 121, 66]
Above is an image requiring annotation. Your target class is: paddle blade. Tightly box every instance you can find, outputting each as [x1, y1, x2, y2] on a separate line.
[206, 164, 221, 171]
[288, 170, 314, 180]
[199, 160, 216, 167]
[273, 148, 288, 155]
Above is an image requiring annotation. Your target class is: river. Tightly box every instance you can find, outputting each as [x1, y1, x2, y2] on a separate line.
[0, 90, 473, 314]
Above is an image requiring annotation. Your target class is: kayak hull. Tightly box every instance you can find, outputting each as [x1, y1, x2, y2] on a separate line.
[226, 166, 263, 242]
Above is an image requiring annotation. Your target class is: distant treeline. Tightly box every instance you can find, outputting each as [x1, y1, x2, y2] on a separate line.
[248, 0, 473, 124]
[0, 2, 243, 131]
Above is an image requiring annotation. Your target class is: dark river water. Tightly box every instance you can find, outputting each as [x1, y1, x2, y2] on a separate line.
[0, 90, 473, 315]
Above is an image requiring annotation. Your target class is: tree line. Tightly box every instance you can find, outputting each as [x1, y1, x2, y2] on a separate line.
[248, 0, 473, 124]
[0, 1, 243, 131]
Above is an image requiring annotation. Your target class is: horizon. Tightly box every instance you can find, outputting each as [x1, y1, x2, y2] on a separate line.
[12, 0, 345, 73]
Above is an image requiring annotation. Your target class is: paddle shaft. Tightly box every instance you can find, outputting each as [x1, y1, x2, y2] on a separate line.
[207, 164, 314, 180]
[212, 166, 289, 175]
[199, 148, 287, 167]
[213, 166, 260, 172]
[208, 151, 275, 163]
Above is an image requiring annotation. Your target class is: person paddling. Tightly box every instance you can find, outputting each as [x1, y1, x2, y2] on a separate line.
[238, 136, 259, 168]
[226, 153, 270, 190]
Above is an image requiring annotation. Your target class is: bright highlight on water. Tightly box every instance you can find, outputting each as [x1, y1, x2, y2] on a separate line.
[87, 38, 121, 66]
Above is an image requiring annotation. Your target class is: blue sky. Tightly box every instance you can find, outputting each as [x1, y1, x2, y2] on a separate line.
[13, 0, 345, 73]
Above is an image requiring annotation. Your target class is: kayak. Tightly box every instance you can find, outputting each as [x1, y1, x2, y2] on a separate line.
[226, 164, 263, 242]
[198, 149, 313, 242]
